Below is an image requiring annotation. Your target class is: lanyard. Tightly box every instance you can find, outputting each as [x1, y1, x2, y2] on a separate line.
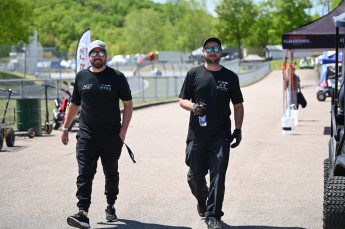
[124, 143, 136, 163]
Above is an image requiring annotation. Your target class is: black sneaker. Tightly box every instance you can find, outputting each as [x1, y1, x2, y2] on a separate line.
[206, 217, 222, 229]
[105, 205, 118, 222]
[67, 211, 90, 229]
[197, 202, 207, 217]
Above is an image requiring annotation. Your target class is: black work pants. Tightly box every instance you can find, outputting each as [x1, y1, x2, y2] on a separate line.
[75, 134, 123, 211]
[185, 137, 230, 220]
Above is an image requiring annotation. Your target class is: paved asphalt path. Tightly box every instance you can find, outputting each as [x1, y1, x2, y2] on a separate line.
[0, 69, 329, 229]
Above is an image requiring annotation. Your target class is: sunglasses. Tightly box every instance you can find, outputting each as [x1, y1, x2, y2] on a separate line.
[90, 50, 106, 57]
[204, 46, 221, 53]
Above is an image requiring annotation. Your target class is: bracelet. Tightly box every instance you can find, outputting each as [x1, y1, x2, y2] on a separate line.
[62, 127, 68, 131]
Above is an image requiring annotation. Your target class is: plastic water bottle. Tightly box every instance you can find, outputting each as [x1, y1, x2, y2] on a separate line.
[199, 115, 207, 127]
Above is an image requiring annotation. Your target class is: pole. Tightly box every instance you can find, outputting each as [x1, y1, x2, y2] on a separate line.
[23, 48, 26, 78]
[45, 86, 49, 124]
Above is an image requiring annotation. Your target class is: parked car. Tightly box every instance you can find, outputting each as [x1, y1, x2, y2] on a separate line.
[107, 55, 128, 66]
[299, 57, 315, 69]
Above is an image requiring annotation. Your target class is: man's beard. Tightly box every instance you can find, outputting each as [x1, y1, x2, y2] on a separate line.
[205, 56, 220, 64]
[91, 59, 106, 69]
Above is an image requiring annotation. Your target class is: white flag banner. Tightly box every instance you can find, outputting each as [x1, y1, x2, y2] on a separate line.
[76, 29, 91, 73]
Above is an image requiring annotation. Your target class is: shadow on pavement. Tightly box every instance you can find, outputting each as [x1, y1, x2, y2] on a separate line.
[226, 225, 305, 229]
[96, 219, 192, 228]
[95, 219, 306, 229]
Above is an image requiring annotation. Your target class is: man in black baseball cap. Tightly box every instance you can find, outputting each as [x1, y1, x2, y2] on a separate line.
[179, 35, 244, 229]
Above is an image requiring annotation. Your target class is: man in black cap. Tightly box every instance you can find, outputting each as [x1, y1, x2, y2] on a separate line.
[179, 37, 244, 229]
[62, 40, 133, 229]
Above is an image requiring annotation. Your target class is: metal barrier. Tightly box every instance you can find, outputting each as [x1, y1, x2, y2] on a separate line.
[0, 61, 270, 102]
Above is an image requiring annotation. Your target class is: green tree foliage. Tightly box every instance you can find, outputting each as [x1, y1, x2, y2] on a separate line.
[332, 0, 343, 8]
[108, 0, 217, 54]
[169, 0, 217, 51]
[30, 0, 216, 56]
[267, 0, 313, 43]
[215, 0, 257, 57]
[121, 8, 166, 54]
[0, 0, 33, 44]
[246, 2, 273, 47]
[314, 0, 342, 15]
[3, 0, 341, 59]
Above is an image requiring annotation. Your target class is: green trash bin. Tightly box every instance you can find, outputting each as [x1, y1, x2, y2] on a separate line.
[16, 99, 42, 136]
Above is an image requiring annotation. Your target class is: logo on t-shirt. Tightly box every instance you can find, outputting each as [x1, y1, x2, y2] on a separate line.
[100, 84, 112, 91]
[82, 84, 92, 90]
[217, 80, 228, 91]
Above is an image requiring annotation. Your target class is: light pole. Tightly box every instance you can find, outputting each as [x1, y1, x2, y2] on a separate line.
[17, 41, 26, 78]
[23, 47, 26, 78]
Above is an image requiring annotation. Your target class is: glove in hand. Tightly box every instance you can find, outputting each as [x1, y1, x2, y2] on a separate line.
[192, 102, 207, 116]
[230, 129, 242, 148]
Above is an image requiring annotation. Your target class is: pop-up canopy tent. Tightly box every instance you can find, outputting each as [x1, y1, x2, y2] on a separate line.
[282, 0, 345, 51]
[280, 1, 345, 121]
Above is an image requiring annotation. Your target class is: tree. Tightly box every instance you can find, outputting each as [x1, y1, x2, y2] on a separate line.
[170, 0, 217, 51]
[314, 0, 342, 15]
[121, 8, 166, 54]
[247, 2, 273, 48]
[268, 0, 313, 43]
[215, 0, 257, 58]
[3, 0, 327, 58]
[330, 0, 343, 10]
[0, 0, 33, 44]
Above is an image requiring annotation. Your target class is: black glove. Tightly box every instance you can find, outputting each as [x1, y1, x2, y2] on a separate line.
[192, 102, 207, 116]
[230, 129, 242, 148]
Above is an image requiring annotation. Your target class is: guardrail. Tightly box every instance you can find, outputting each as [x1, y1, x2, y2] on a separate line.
[0, 62, 270, 102]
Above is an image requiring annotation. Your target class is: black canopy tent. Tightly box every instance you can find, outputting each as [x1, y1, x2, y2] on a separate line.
[280, 1, 345, 121]
[282, 0, 345, 51]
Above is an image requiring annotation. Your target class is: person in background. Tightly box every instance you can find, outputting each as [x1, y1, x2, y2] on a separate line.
[61, 40, 133, 229]
[179, 37, 244, 229]
[285, 64, 301, 109]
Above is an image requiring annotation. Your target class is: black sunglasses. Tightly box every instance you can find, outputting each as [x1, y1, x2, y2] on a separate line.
[90, 50, 106, 57]
[204, 46, 221, 53]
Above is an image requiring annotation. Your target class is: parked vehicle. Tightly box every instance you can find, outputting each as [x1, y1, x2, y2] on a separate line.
[299, 57, 315, 69]
[53, 81, 80, 131]
[323, 14, 345, 228]
[316, 74, 343, 101]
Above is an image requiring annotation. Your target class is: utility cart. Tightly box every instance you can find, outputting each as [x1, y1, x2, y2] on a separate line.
[323, 12, 345, 229]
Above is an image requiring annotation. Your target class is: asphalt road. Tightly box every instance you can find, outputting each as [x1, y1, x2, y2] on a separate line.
[0, 69, 329, 229]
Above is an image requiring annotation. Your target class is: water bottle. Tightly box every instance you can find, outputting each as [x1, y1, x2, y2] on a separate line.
[199, 115, 207, 127]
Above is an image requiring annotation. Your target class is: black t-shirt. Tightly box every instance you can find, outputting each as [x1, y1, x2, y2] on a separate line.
[71, 66, 132, 136]
[179, 65, 243, 141]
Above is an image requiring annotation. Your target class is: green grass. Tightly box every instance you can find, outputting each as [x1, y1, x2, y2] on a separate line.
[269, 58, 302, 71]
[269, 59, 283, 71]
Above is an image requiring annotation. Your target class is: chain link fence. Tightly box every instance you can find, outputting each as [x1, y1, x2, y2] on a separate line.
[0, 41, 270, 104]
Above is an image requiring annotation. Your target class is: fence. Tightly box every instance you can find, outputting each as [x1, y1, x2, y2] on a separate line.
[0, 61, 270, 102]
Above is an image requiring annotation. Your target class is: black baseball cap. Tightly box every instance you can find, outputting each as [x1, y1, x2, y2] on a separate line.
[203, 37, 221, 48]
